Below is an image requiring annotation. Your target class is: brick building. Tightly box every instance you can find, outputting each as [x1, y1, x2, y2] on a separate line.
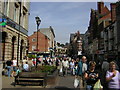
[28, 30, 50, 54]
[84, 1, 118, 61]
[40, 26, 55, 57]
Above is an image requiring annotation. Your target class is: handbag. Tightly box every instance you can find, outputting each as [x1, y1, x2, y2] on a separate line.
[74, 77, 79, 88]
[93, 79, 103, 90]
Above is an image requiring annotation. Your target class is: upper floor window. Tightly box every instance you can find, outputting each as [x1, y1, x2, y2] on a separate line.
[32, 38, 36, 42]
[4, 0, 9, 16]
[14, 3, 19, 23]
[22, 10, 27, 28]
[32, 45, 36, 51]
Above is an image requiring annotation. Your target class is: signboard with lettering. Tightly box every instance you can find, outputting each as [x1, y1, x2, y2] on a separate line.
[0, 18, 6, 27]
[0, 12, 28, 35]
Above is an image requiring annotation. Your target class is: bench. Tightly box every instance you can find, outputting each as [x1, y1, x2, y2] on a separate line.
[14, 72, 47, 87]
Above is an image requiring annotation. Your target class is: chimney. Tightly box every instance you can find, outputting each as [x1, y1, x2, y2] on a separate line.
[98, 2, 104, 14]
[110, 3, 116, 22]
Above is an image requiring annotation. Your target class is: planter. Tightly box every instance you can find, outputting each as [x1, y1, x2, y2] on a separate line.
[46, 70, 58, 85]
[15, 72, 47, 87]
[29, 65, 58, 85]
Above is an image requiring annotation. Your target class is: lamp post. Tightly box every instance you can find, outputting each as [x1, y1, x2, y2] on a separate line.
[35, 16, 41, 68]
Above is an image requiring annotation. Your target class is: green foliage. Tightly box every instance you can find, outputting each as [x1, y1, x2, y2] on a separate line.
[27, 54, 36, 58]
[32, 65, 56, 75]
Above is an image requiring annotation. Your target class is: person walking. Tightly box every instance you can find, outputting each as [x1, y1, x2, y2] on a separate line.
[62, 58, 69, 76]
[76, 56, 88, 88]
[101, 59, 109, 90]
[84, 61, 99, 90]
[70, 59, 75, 75]
[11, 58, 17, 77]
[56, 58, 60, 74]
[6, 60, 13, 77]
[82, 56, 88, 87]
[106, 61, 120, 90]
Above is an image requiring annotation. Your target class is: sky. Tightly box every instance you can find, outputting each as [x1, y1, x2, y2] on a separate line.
[28, 2, 111, 44]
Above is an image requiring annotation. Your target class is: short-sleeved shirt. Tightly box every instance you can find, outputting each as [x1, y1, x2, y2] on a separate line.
[106, 70, 120, 89]
[85, 70, 99, 85]
[23, 64, 29, 71]
[6, 60, 13, 66]
[12, 60, 17, 66]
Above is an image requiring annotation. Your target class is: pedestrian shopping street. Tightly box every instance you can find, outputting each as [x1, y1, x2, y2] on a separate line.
[1, 1, 120, 90]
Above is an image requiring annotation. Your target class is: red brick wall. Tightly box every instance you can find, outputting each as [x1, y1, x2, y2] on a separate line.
[98, 2, 104, 14]
[110, 3, 116, 22]
[28, 31, 50, 53]
[98, 2, 110, 15]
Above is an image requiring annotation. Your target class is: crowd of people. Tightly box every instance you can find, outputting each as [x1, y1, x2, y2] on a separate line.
[53, 56, 120, 90]
[3, 57, 29, 77]
[3, 56, 120, 90]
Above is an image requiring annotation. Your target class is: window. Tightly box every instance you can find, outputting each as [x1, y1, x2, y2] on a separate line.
[32, 38, 36, 42]
[32, 45, 36, 51]
[22, 11, 26, 28]
[4, 0, 9, 16]
[101, 31, 104, 38]
[14, 3, 19, 23]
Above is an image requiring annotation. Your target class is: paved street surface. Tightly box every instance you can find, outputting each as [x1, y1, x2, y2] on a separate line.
[0, 63, 3, 90]
[51, 75, 75, 88]
[2, 74, 84, 89]
[2, 76, 46, 89]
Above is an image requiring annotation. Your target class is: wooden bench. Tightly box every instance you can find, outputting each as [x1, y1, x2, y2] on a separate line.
[14, 72, 47, 87]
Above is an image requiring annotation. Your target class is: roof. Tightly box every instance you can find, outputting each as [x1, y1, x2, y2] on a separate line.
[40, 26, 55, 38]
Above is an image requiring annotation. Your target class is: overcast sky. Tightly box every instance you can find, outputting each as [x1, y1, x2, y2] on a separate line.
[28, 2, 111, 44]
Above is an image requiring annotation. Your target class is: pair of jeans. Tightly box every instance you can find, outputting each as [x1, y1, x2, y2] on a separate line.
[7, 66, 12, 77]
[86, 85, 93, 90]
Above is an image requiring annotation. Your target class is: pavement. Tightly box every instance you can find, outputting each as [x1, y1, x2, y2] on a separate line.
[0, 63, 3, 90]
[2, 71, 85, 90]
[51, 75, 75, 88]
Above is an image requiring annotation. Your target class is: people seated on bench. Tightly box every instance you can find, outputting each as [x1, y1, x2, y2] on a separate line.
[23, 62, 29, 72]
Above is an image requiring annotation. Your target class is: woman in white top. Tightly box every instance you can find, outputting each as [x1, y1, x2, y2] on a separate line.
[106, 61, 120, 90]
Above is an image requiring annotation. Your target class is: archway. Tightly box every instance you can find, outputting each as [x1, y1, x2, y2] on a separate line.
[20, 39, 24, 60]
[2, 32, 7, 61]
[11, 36, 16, 60]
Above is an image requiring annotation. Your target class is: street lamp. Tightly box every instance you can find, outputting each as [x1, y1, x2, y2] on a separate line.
[35, 16, 41, 68]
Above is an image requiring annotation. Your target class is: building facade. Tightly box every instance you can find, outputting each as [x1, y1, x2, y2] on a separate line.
[28, 31, 50, 54]
[84, 2, 116, 61]
[0, 1, 30, 63]
[40, 26, 55, 57]
[84, 1, 120, 66]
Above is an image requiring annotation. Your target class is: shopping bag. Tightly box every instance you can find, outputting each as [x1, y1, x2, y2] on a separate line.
[74, 78, 79, 88]
[60, 68, 62, 73]
[73, 68, 75, 75]
[93, 79, 103, 90]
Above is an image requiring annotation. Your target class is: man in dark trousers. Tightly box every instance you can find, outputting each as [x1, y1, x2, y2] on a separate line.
[6, 60, 13, 77]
